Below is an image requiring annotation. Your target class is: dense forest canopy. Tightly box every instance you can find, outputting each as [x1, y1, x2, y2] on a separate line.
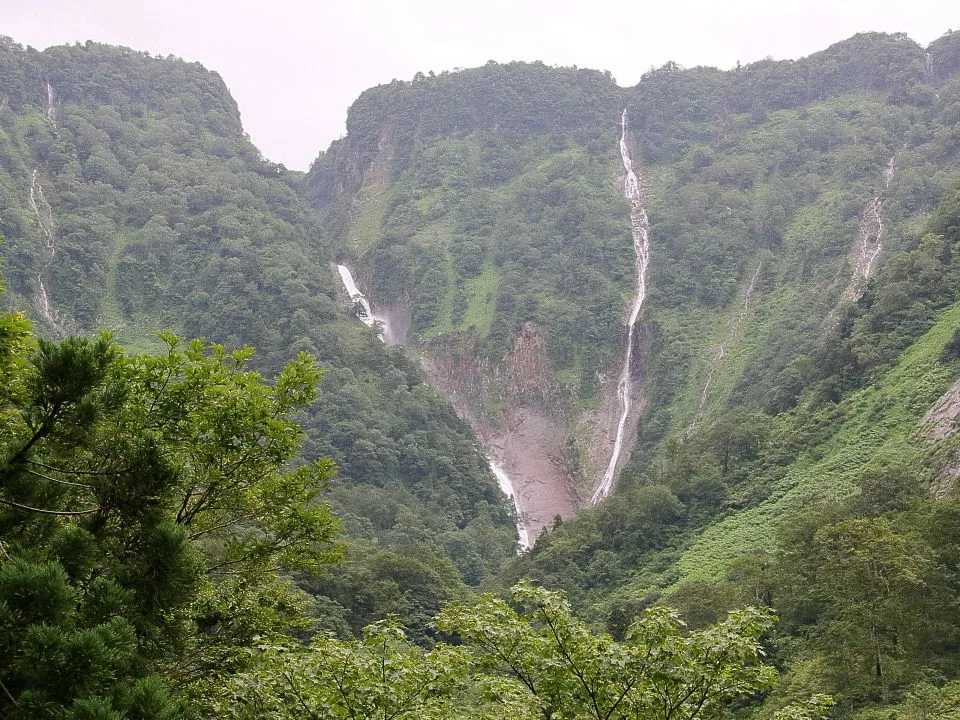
[2, 26, 960, 719]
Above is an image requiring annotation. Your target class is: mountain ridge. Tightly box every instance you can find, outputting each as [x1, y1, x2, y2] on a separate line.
[4, 27, 960, 717]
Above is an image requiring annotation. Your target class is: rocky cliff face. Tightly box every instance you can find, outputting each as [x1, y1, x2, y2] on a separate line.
[918, 377, 960, 498]
[418, 317, 648, 539]
[309, 40, 960, 535]
[422, 324, 579, 539]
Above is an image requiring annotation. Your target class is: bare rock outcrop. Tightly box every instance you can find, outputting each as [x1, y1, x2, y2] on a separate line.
[916, 377, 960, 498]
[421, 323, 581, 541]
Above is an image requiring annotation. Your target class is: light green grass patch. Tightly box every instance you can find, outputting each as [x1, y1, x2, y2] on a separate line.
[671, 300, 960, 584]
[459, 259, 501, 339]
[347, 187, 391, 257]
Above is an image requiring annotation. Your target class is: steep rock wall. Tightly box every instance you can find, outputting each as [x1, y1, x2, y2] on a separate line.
[421, 324, 581, 540]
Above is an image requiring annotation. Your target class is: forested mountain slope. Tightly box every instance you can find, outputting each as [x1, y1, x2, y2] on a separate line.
[303, 30, 960, 715]
[307, 62, 633, 537]
[0, 37, 519, 634]
[305, 31, 960, 540]
[4, 26, 960, 720]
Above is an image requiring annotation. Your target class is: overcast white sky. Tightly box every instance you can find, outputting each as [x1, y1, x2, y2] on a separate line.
[4, 0, 957, 170]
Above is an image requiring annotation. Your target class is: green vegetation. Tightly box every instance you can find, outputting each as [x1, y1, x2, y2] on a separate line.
[0, 38, 519, 644]
[0, 298, 830, 719]
[0, 318, 339, 718]
[4, 25, 960, 720]
[308, 68, 630, 403]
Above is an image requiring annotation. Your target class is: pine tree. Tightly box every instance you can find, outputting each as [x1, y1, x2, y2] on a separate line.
[0, 312, 340, 717]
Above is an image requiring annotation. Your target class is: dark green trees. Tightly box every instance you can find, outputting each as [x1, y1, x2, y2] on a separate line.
[0, 324, 340, 718]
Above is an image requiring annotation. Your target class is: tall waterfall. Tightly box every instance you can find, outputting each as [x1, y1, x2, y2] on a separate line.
[29, 167, 63, 335]
[591, 110, 651, 505]
[45, 82, 57, 129]
[29, 168, 55, 254]
[842, 148, 902, 302]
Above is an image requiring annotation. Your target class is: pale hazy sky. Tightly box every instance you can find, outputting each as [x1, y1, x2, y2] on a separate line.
[4, 0, 957, 170]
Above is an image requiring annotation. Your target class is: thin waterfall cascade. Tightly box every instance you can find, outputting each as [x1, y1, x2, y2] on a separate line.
[883, 152, 898, 190]
[34, 267, 62, 333]
[694, 347, 724, 429]
[29, 169, 55, 253]
[28, 167, 62, 334]
[860, 198, 884, 277]
[335, 264, 390, 342]
[740, 263, 762, 319]
[334, 263, 528, 546]
[37, 274, 54, 321]
[842, 197, 884, 302]
[45, 82, 57, 129]
[591, 109, 651, 505]
[489, 459, 531, 550]
[690, 261, 762, 430]
[843, 148, 903, 302]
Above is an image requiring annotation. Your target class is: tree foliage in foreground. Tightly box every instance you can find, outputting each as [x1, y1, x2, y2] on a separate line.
[0, 319, 341, 718]
[223, 581, 831, 720]
[0, 299, 830, 719]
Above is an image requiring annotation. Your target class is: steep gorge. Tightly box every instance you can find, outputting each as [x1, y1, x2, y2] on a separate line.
[0, 40, 519, 619]
[420, 321, 582, 540]
[5, 30, 960, 720]
[307, 36, 960, 540]
[325, 120, 650, 538]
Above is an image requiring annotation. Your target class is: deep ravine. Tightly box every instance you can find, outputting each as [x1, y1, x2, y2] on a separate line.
[591, 109, 651, 505]
[334, 263, 531, 548]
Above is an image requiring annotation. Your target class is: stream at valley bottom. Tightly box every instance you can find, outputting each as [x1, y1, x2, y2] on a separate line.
[335, 263, 531, 549]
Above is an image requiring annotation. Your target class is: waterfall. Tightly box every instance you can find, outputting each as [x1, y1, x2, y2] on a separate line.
[28, 167, 63, 334]
[883, 151, 898, 190]
[694, 346, 725, 427]
[29, 169, 55, 254]
[591, 109, 651, 505]
[37, 274, 54, 321]
[860, 198, 884, 280]
[45, 81, 57, 129]
[842, 148, 902, 302]
[489, 459, 530, 549]
[335, 264, 391, 342]
[334, 263, 528, 546]
[690, 262, 761, 430]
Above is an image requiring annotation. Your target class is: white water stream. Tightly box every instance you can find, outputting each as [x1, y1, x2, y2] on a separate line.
[334, 262, 530, 548]
[29, 169, 55, 253]
[842, 148, 902, 302]
[29, 167, 62, 334]
[37, 274, 54, 321]
[691, 262, 762, 430]
[335, 264, 389, 341]
[859, 198, 884, 279]
[45, 82, 57, 129]
[591, 109, 652, 505]
[489, 460, 530, 549]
